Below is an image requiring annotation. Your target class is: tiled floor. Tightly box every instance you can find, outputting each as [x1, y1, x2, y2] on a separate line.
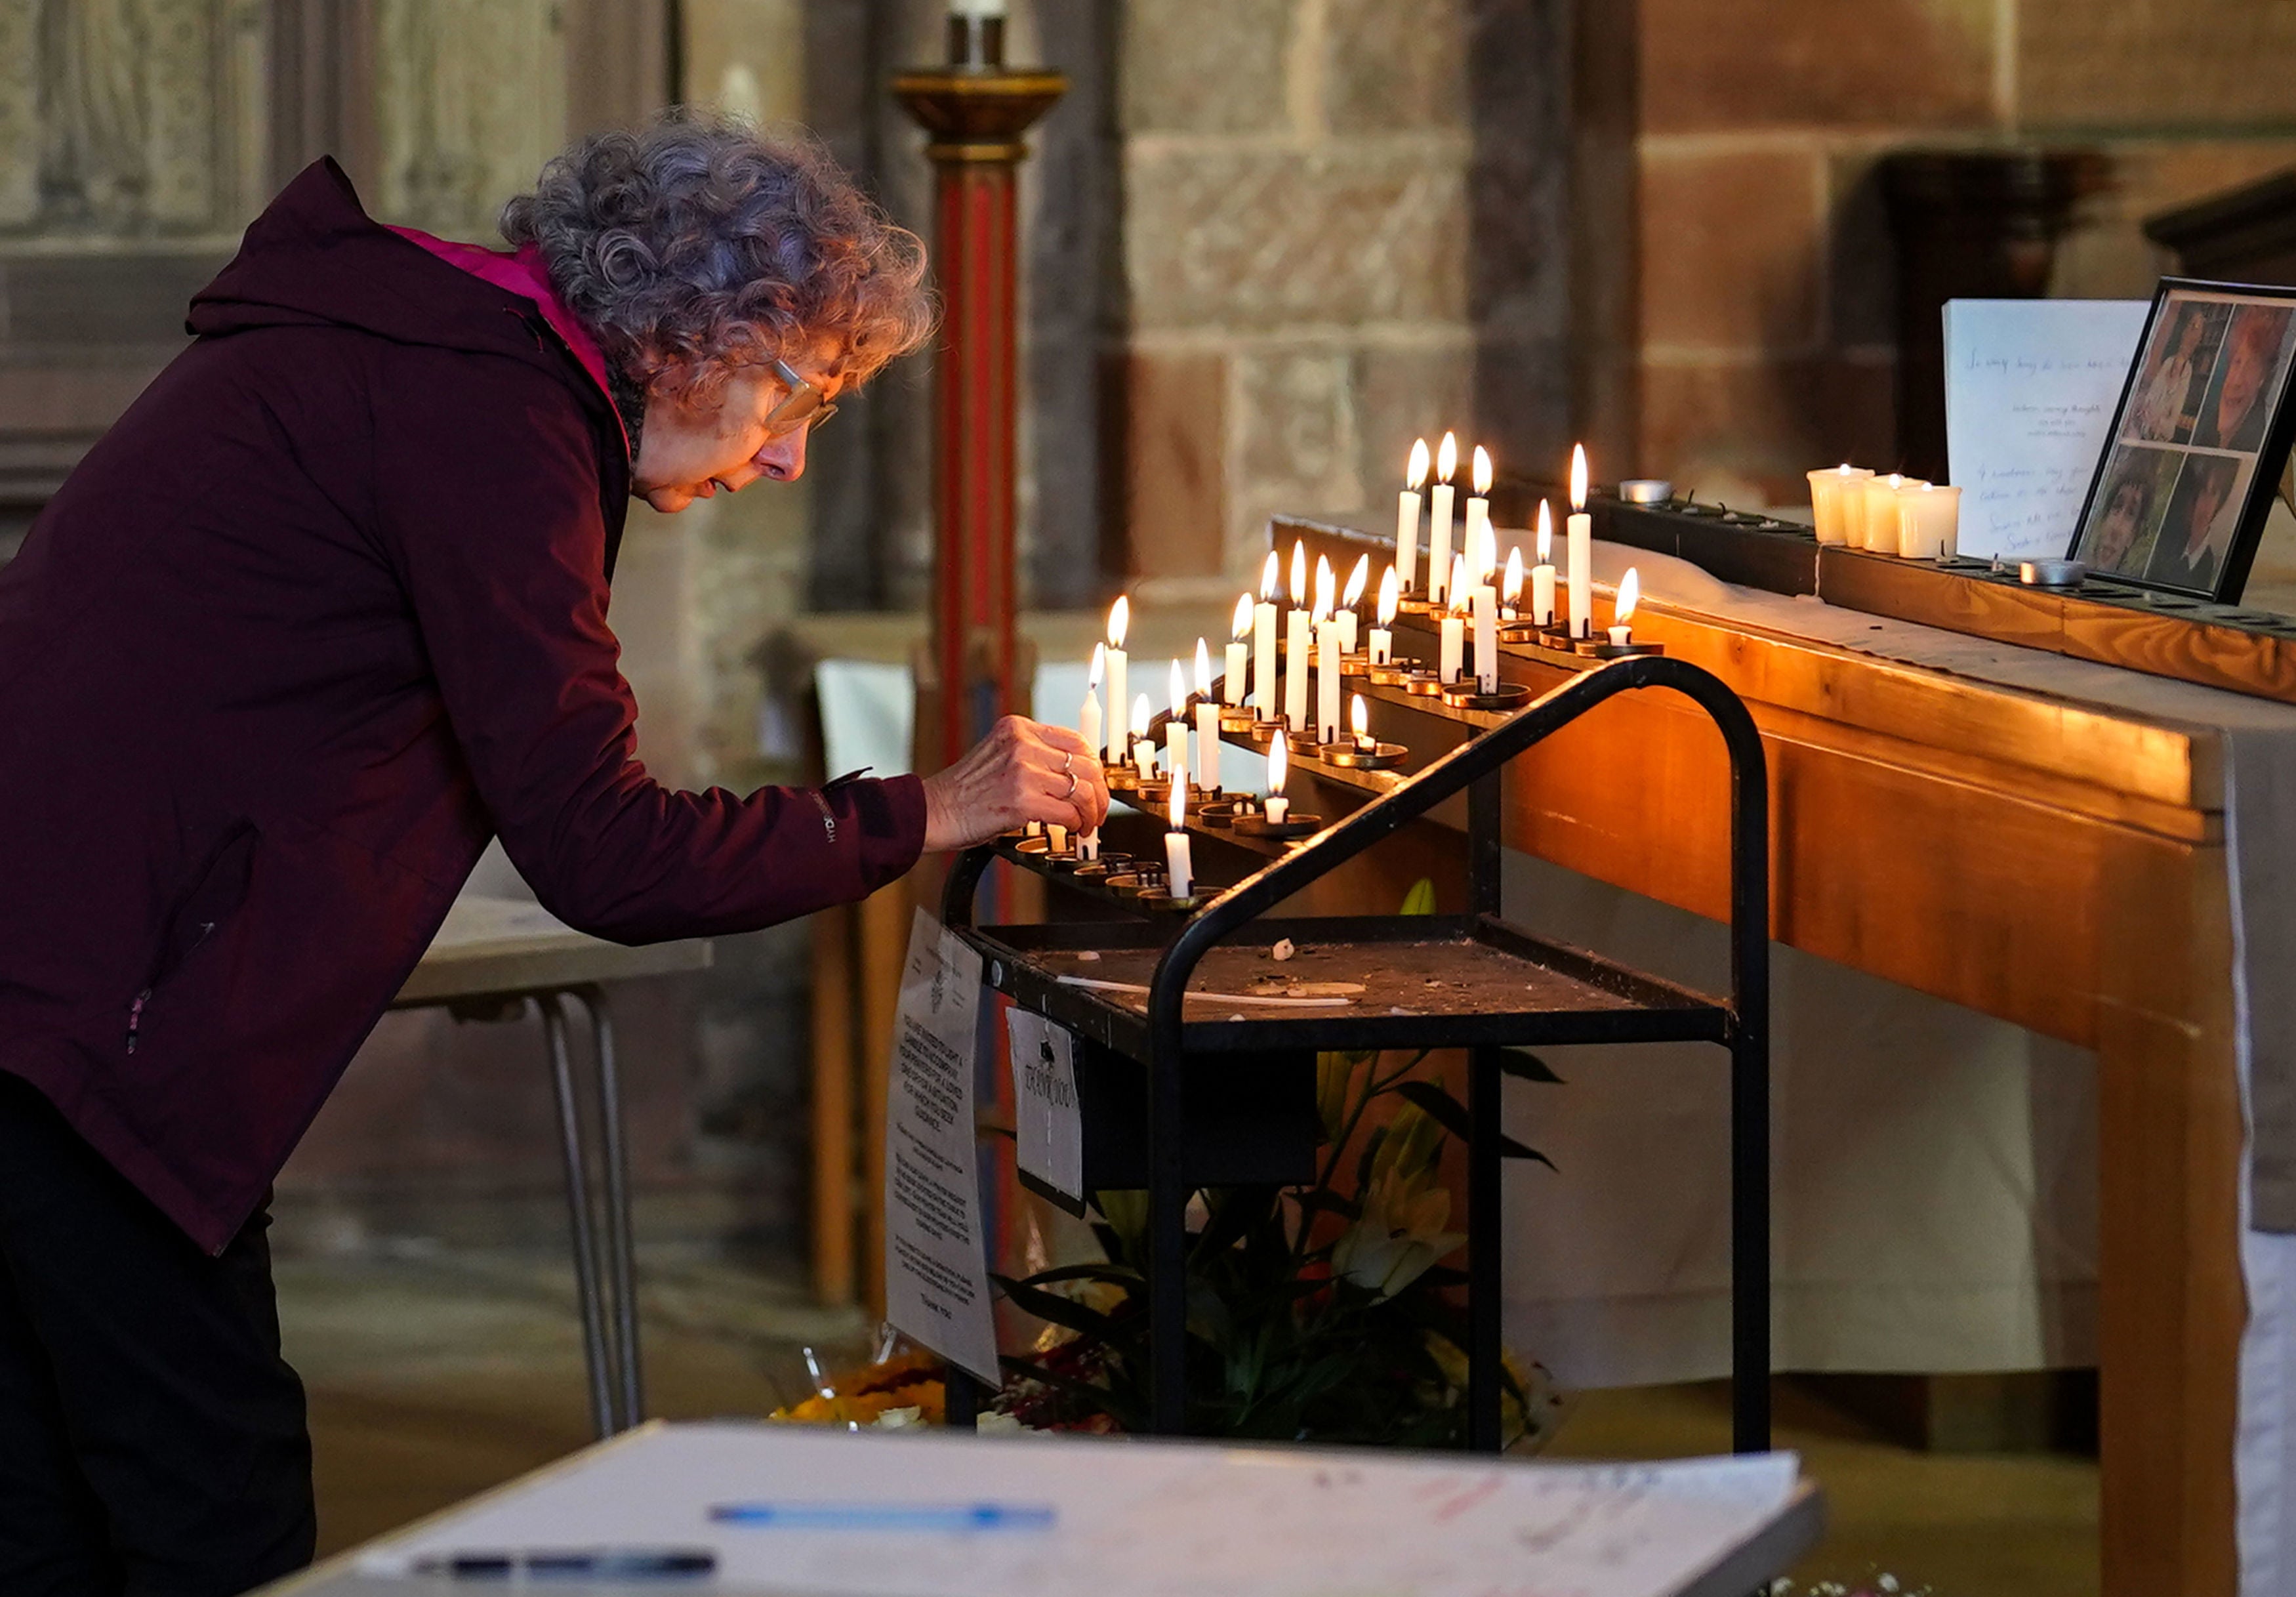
[281, 1249, 2099, 1593]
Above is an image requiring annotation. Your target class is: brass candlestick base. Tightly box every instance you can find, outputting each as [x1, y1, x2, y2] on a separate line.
[1231, 812, 1321, 840]
[1324, 741, 1407, 770]
[1339, 650, 1374, 676]
[1218, 705, 1260, 733]
[1440, 682, 1534, 710]
[1573, 640, 1666, 659]
[1366, 658, 1422, 686]
[1403, 671, 1446, 696]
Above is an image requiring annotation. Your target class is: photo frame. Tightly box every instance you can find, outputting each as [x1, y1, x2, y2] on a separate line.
[2068, 277, 2296, 602]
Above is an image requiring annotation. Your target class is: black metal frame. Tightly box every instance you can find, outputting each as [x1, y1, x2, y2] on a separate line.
[945, 655, 1772, 1452]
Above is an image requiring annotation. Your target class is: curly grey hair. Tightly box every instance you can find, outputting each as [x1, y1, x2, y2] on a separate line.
[501, 108, 935, 408]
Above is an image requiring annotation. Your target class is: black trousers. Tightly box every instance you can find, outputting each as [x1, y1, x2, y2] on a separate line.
[0, 1071, 314, 1596]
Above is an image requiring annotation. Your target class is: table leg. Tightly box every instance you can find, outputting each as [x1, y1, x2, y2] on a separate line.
[540, 993, 615, 1441]
[577, 984, 644, 1432]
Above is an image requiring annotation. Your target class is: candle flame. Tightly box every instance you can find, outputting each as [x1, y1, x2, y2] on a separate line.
[1194, 637, 1213, 695]
[1536, 499, 1553, 562]
[1261, 551, 1280, 602]
[1290, 539, 1307, 605]
[1616, 567, 1640, 626]
[1881, 472, 1907, 490]
[1169, 771, 1185, 831]
[1569, 444, 1588, 511]
[1313, 554, 1334, 621]
[1169, 658, 1187, 717]
[1351, 693, 1368, 741]
[1267, 728, 1288, 795]
[1503, 546, 1523, 604]
[1132, 692, 1151, 737]
[1406, 436, 1430, 491]
[1835, 463, 1857, 476]
[1479, 522, 1498, 581]
[1471, 444, 1492, 497]
[1448, 555, 1469, 617]
[1377, 565, 1399, 627]
[1108, 594, 1130, 649]
[1342, 552, 1368, 610]
[1088, 640, 1105, 690]
[1437, 430, 1458, 484]
[1231, 592, 1253, 640]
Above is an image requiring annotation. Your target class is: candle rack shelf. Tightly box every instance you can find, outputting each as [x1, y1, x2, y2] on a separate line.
[942, 653, 1773, 1457]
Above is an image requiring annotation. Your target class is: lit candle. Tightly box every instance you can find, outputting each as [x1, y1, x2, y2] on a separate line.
[1896, 482, 1961, 560]
[1048, 822, 1067, 853]
[1079, 641, 1104, 763]
[1264, 730, 1290, 825]
[1473, 569, 1498, 692]
[1313, 558, 1341, 744]
[1104, 596, 1130, 763]
[1193, 638, 1221, 792]
[1567, 446, 1593, 640]
[1502, 545, 1523, 620]
[1165, 660, 1188, 791]
[1609, 567, 1641, 648]
[1397, 437, 1429, 595]
[1464, 446, 1494, 601]
[1284, 541, 1313, 734]
[1370, 566, 1397, 665]
[1338, 554, 1368, 655]
[1531, 501, 1556, 627]
[1807, 464, 1873, 546]
[1132, 692, 1153, 781]
[1254, 552, 1279, 722]
[1225, 594, 1251, 707]
[1351, 693, 1376, 753]
[1862, 474, 1922, 556]
[1439, 563, 1466, 684]
[1163, 778, 1192, 900]
[1427, 431, 1458, 605]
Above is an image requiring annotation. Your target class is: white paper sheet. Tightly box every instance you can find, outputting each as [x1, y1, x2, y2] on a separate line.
[356, 1422, 1809, 1597]
[1006, 1010, 1082, 1206]
[883, 911, 999, 1386]
[1944, 298, 2150, 561]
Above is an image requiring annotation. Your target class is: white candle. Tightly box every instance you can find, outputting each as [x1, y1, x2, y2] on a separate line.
[1464, 446, 1493, 605]
[1319, 619, 1343, 744]
[1439, 562, 1466, 685]
[1104, 596, 1130, 763]
[1079, 831, 1099, 861]
[1225, 594, 1251, 707]
[1501, 545, 1523, 620]
[1079, 641, 1103, 762]
[1370, 565, 1397, 665]
[1254, 552, 1279, 722]
[1473, 581, 1498, 692]
[1397, 437, 1429, 594]
[1264, 730, 1290, 824]
[1862, 474, 1921, 555]
[1807, 465, 1872, 546]
[1609, 567, 1640, 647]
[1427, 430, 1458, 604]
[1338, 554, 1367, 654]
[1193, 639, 1220, 791]
[1163, 779, 1192, 900]
[1048, 823, 1067, 853]
[1896, 482, 1961, 560]
[1351, 693, 1376, 753]
[950, 0, 1006, 15]
[1132, 692, 1153, 780]
[1567, 445, 1593, 639]
[1284, 545, 1313, 734]
[1531, 500, 1556, 627]
[1164, 659, 1188, 791]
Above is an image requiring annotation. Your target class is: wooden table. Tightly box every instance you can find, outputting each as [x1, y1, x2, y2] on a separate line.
[392, 896, 712, 1440]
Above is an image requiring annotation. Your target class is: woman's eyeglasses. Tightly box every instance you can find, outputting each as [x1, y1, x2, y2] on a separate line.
[762, 358, 837, 438]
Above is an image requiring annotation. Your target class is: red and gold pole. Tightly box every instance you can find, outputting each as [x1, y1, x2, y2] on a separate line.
[895, 24, 1063, 774]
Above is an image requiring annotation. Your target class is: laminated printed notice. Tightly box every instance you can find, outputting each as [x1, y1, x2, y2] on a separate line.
[1007, 1010, 1083, 1207]
[882, 909, 999, 1385]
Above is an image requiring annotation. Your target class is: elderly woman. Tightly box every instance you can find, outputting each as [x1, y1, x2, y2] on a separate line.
[0, 113, 1105, 1595]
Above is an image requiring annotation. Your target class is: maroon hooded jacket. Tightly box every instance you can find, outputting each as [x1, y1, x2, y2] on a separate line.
[0, 159, 926, 1254]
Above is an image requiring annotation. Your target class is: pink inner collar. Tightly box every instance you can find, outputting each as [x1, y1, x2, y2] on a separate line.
[386, 226, 630, 457]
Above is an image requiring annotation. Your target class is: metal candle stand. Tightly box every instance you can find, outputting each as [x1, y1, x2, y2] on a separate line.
[943, 655, 1771, 1454]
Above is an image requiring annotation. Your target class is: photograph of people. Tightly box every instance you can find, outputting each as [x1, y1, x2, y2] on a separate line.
[2078, 448, 2173, 575]
[2129, 301, 2224, 443]
[2146, 453, 2247, 592]
[2192, 304, 2294, 453]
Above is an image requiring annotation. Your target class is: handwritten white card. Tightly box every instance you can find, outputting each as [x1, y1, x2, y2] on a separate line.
[883, 909, 999, 1385]
[1007, 1009, 1084, 1205]
[1944, 298, 2150, 561]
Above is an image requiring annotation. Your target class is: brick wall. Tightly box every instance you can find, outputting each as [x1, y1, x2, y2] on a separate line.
[1636, 0, 2296, 505]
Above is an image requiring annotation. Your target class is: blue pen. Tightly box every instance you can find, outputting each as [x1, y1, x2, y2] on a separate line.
[708, 1502, 1056, 1533]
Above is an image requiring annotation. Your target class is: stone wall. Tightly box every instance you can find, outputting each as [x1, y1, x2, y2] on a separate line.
[1634, 0, 2296, 505]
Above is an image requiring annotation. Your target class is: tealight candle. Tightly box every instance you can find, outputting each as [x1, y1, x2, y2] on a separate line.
[1807, 465, 1872, 546]
[1193, 638, 1221, 791]
[1164, 659, 1188, 791]
[1531, 501, 1556, 627]
[1567, 446, 1593, 639]
[1369, 566, 1398, 665]
[1351, 693, 1376, 753]
[1163, 779, 1192, 900]
[1254, 552, 1279, 722]
[1264, 730, 1290, 825]
[1428, 431, 1459, 604]
[1609, 568, 1641, 647]
[1103, 597, 1130, 763]
[1397, 437, 1429, 595]
[1338, 554, 1368, 654]
[1861, 474, 1923, 555]
[1284, 542, 1312, 734]
[1896, 482, 1961, 560]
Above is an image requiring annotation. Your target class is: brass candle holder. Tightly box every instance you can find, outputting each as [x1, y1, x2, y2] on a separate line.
[1366, 653, 1422, 687]
[1231, 811, 1321, 840]
[1573, 638, 1666, 659]
[1440, 680, 1534, 710]
[1324, 739, 1407, 770]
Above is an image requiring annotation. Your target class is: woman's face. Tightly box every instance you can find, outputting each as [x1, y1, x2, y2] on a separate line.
[2095, 481, 2144, 567]
[632, 355, 842, 515]
[2217, 326, 2271, 438]
[2173, 312, 2204, 360]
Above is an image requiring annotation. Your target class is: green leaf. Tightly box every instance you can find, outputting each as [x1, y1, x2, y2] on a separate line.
[1500, 1135, 1557, 1169]
[1498, 1048, 1565, 1084]
[1014, 1262, 1141, 1289]
[1398, 878, 1437, 917]
[990, 1274, 1123, 1340]
[1394, 1079, 1473, 1142]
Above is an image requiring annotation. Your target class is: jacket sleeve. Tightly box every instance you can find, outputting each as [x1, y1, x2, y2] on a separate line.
[369, 347, 925, 944]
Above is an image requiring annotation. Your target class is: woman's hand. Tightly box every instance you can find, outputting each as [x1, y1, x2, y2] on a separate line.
[920, 716, 1111, 852]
